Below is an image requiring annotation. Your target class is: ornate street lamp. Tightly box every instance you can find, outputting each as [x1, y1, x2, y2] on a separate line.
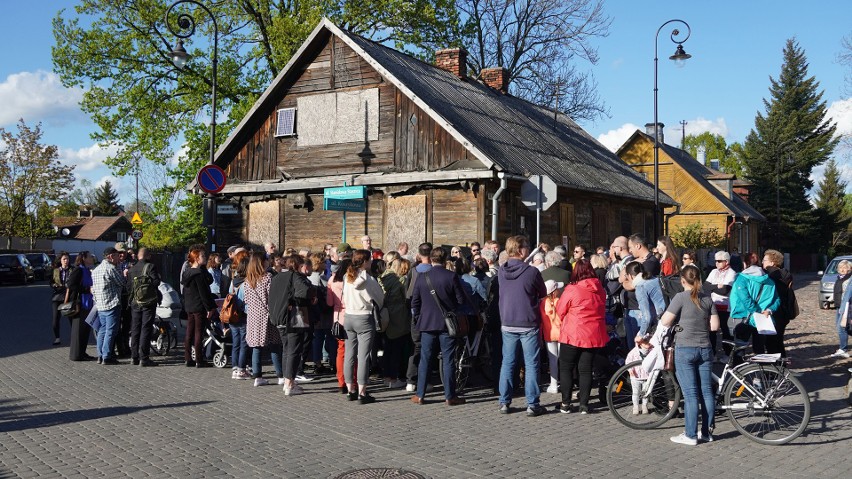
[653, 19, 691, 239]
[166, 0, 219, 252]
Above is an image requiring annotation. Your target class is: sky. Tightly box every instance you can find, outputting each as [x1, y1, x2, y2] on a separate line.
[1, 0, 851, 205]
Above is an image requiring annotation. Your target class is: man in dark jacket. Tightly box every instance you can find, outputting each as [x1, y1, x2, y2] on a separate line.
[410, 246, 467, 406]
[497, 235, 547, 416]
[126, 248, 162, 366]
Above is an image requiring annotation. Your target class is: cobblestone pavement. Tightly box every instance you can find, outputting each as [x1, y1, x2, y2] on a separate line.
[1, 273, 850, 478]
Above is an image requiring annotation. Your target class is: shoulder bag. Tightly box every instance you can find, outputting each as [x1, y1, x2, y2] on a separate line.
[371, 299, 390, 332]
[424, 273, 467, 339]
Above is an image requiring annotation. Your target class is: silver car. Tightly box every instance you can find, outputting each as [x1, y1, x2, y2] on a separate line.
[818, 255, 852, 309]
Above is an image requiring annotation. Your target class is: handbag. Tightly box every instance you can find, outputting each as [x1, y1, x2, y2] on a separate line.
[332, 320, 348, 340]
[371, 299, 391, 332]
[424, 273, 467, 339]
[58, 301, 79, 318]
[663, 347, 675, 371]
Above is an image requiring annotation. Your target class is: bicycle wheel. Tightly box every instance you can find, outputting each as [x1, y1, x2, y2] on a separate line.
[439, 343, 469, 393]
[724, 363, 810, 445]
[607, 360, 681, 430]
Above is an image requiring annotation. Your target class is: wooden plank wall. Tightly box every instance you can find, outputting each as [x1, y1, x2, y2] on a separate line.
[283, 192, 385, 251]
[394, 92, 469, 171]
[431, 188, 481, 247]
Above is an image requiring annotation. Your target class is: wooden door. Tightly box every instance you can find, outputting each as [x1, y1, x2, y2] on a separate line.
[560, 203, 575, 248]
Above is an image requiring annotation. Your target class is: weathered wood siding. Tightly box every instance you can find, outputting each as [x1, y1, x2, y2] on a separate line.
[282, 192, 384, 251]
[394, 92, 469, 171]
[430, 188, 481, 247]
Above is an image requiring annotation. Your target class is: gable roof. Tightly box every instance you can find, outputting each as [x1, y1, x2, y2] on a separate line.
[51, 216, 132, 241]
[213, 19, 673, 205]
[618, 131, 765, 221]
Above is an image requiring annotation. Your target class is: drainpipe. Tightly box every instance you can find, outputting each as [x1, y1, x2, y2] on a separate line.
[663, 203, 681, 236]
[491, 171, 527, 241]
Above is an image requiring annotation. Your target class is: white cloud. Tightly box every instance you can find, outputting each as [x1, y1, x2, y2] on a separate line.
[827, 97, 852, 139]
[59, 143, 119, 172]
[597, 123, 640, 152]
[671, 117, 729, 140]
[0, 70, 85, 126]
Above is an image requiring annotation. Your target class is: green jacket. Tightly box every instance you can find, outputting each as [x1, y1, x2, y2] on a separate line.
[729, 267, 780, 324]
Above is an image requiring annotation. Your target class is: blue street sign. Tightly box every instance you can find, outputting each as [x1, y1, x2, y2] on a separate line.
[197, 164, 227, 194]
[324, 198, 366, 213]
[323, 186, 366, 200]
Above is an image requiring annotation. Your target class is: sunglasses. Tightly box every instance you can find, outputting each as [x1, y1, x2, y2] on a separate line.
[471, 249, 480, 253]
[682, 256, 691, 260]
[715, 260, 726, 263]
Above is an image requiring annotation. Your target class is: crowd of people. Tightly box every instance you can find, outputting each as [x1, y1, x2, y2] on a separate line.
[50, 232, 816, 445]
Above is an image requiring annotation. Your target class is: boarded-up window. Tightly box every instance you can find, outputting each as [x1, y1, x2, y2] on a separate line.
[296, 88, 379, 146]
[249, 200, 280, 248]
[385, 195, 426, 252]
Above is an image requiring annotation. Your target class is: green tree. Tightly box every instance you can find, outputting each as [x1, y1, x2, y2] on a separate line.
[0, 120, 75, 249]
[93, 180, 121, 216]
[670, 221, 726, 251]
[743, 39, 838, 251]
[52, 0, 462, 249]
[55, 178, 98, 217]
[814, 159, 850, 256]
[682, 132, 746, 178]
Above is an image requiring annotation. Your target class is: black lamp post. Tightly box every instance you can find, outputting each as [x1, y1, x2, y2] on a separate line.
[653, 19, 691, 240]
[166, 0, 218, 252]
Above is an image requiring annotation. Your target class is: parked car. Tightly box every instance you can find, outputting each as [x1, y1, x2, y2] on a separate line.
[0, 254, 35, 285]
[818, 255, 852, 309]
[26, 253, 52, 281]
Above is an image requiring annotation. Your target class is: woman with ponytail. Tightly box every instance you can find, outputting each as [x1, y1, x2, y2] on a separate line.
[342, 249, 385, 404]
[659, 265, 720, 446]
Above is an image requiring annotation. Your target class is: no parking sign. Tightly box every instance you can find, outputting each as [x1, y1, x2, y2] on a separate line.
[197, 165, 227, 194]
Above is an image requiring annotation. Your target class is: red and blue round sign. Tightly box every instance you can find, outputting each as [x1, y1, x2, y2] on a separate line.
[197, 164, 227, 194]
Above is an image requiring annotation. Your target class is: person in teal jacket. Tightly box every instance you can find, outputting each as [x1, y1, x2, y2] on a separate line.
[729, 264, 780, 354]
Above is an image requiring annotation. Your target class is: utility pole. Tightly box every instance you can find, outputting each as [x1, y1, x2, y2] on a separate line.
[679, 120, 688, 149]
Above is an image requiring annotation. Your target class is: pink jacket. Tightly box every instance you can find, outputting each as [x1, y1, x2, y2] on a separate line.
[327, 277, 345, 324]
[556, 278, 609, 348]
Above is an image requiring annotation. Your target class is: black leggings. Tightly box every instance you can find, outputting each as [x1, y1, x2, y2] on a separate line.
[52, 301, 71, 339]
[559, 344, 600, 408]
[281, 327, 307, 380]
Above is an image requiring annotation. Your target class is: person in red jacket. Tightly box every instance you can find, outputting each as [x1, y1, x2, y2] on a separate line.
[555, 259, 609, 414]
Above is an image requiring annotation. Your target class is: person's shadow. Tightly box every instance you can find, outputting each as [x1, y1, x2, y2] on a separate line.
[0, 399, 213, 433]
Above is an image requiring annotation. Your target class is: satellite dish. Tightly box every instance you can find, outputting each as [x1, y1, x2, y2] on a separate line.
[61, 228, 71, 237]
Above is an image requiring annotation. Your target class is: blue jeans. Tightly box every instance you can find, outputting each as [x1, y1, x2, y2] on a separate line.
[499, 328, 541, 407]
[418, 331, 456, 400]
[312, 328, 336, 365]
[624, 309, 641, 351]
[837, 313, 848, 351]
[252, 346, 283, 379]
[230, 324, 248, 369]
[674, 346, 715, 439]
[96, 307, 121, 360]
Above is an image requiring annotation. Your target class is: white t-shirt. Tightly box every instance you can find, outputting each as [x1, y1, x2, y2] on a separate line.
[706, 267, 737, 308]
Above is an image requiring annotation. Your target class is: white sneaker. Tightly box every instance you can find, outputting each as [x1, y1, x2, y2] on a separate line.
[641, 403, 649, 415]
[284, 385, 304, 396]
[670, 433, 697, 446]
[546, 385, 559, 394]
[295, 374, 314, 383]
[253, 378, 268, 387]
[831, 349, 850, 359]
[235, 370, 250, 380]
[405, 383, 416, 392]
[632, 405, 640, 415]
[697, 432, 714, 443]
[278, 378, 286, 385]
[231, 369, 240, 379]
[387, 379, 406, 389]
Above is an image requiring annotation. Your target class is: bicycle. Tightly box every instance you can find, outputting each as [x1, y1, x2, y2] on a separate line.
[606, 340, 811, 445]
[438, 320, 493, 393]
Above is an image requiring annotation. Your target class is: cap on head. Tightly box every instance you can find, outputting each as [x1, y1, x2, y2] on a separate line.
[337, 243, 352, 253]
[103, 246, 118, 256]
[544, 280, 564, 295]
[715, 251, 731, 262]
[114, 242, 127, 252]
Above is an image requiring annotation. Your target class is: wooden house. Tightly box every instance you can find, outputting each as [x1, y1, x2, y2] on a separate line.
[203, 19, 674, 252]
[52, 211, 134, 255]
[617, 126, 766, 253]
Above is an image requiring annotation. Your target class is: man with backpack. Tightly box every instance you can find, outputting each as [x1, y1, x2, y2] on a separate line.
[127, 248, 162, 367]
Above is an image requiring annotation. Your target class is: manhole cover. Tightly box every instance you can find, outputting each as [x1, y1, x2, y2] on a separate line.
[333, 468, 426, 479]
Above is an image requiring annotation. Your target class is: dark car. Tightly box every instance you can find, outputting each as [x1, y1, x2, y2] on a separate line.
[26, 253, 52, 281]
[0, 254, 35, 285]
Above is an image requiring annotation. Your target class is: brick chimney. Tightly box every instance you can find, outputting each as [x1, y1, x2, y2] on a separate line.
[481, 67, 509, 94]
[435, 48, 467, 79]
[645, 122, 665, 144]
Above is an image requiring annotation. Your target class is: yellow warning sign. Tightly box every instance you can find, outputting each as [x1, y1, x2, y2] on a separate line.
[130, 212, 143, 225]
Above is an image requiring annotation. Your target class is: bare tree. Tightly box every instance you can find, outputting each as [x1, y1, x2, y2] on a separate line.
[459, 0, 611, 121]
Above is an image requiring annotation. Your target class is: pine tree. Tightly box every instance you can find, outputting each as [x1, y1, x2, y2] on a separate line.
[93, 180, 120, 216]
[815, 159, 851, 255]
[743, 39, 838, 251]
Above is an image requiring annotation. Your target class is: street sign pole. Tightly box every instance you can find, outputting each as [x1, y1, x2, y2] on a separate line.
[342, 182, 347, 243]
[536, 175, 542, 246]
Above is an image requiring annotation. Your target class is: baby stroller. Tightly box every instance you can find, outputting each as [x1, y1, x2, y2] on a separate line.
[151, 282, 181, 355]
[190, 314, 232, 368]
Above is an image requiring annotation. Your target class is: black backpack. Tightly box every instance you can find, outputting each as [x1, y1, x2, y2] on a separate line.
[658, 274, 684, 307]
